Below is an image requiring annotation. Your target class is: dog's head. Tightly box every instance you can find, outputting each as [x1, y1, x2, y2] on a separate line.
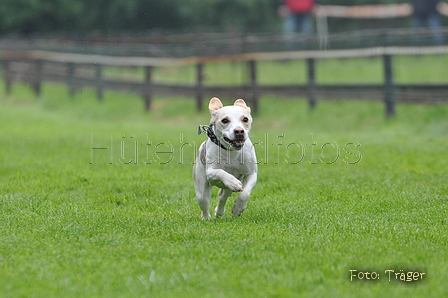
[209, 97, 252, 151]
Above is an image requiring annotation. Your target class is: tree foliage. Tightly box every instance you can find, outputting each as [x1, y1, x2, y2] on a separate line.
[0, 0, 435, 35]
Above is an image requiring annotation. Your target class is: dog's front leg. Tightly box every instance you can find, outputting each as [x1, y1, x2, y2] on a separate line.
[206, 168, 243, 192]
[196, 183, 212, 220]
[194, 163, 213, 219]
[232, 172, 257, 217]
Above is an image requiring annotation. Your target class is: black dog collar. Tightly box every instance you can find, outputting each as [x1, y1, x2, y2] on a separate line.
[198, 124, 228, 150]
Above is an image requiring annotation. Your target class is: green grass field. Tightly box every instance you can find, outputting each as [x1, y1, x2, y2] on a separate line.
[1, 82, 447, 297]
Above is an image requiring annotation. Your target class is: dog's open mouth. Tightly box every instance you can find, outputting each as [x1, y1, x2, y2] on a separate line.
[224, 137, 245, 149]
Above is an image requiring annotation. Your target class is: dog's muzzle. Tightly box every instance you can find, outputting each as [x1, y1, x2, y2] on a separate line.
[224, 128, 246, 149]
[223, 136, 245, 149]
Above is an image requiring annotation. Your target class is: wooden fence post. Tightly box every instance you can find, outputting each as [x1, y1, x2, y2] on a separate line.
[307, 58, 317, 109]
[248, 59, 259, 114]
[383, 54, 395, 117]
[67, 62, 76, 97]
[3, 60, 12, 95]
[95, 63, 103, 101]
[33, 60, 43, 97]
[196, 63, 203, 111]
[143, 66, 152, 111]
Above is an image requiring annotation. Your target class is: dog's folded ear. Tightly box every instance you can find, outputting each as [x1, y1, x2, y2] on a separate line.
[209, 97, 224, 113]
[234, 99, 251, 112]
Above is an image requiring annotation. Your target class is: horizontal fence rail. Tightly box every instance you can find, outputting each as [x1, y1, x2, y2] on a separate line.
[2, 46, 448, 117]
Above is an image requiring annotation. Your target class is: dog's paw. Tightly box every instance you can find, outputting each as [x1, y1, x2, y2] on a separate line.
[201, 213, 212, 220]
[224, 177, 243, 192]
[231, 205, 246, 217]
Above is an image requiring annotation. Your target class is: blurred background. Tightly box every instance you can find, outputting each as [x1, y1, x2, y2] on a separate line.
[1, 0, 448, 114]
[1, 0, 448, 53]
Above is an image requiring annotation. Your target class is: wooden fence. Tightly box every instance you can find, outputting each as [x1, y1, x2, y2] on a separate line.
[2, 46, 448, 117]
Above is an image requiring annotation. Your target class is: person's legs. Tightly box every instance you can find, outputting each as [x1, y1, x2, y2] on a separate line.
[299, 14, 313, 35]
[427, 13, 443, 44]
[284, 14, 297, 37]
[284, 13, 297, 50]
[412, 14, 426, 44]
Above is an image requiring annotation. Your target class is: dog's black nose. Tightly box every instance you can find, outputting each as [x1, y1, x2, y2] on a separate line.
[234, 128, 244, 136]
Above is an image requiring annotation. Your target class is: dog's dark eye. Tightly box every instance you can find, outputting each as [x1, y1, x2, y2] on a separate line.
[221, 118, 229, 124]
[242, 117, 249, 123]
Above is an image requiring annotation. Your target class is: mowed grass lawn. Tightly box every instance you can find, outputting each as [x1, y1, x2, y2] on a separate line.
[0, 83, 447, 297]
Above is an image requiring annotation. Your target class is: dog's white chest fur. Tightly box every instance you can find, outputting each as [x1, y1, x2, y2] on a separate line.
[194, 97, 258, 219]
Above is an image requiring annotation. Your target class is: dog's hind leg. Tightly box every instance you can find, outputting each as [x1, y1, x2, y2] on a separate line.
[215, 188, 233, 217]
